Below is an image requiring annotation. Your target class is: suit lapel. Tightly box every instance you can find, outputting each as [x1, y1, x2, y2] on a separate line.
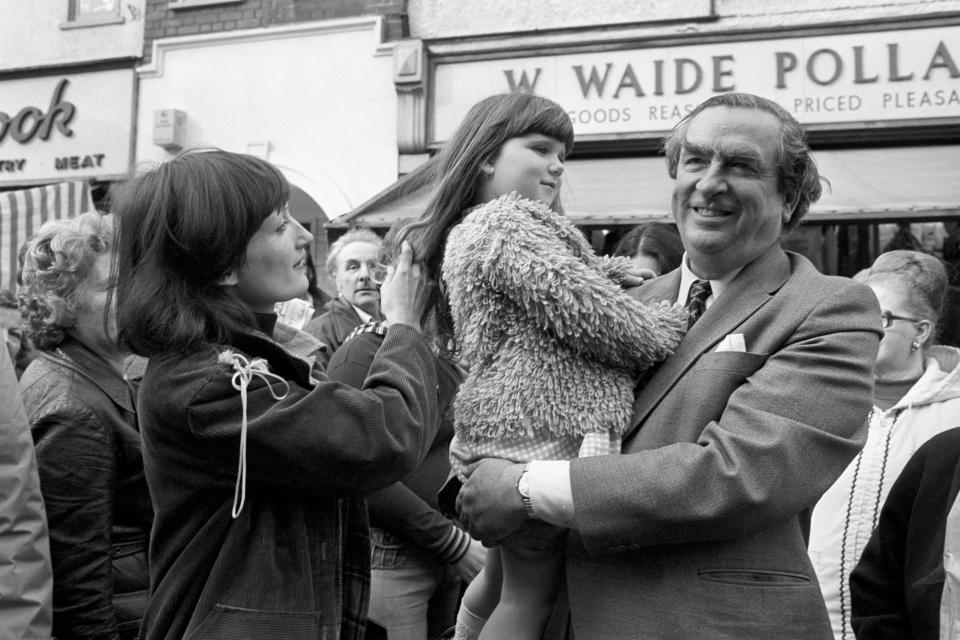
[625, 245, 792, 440]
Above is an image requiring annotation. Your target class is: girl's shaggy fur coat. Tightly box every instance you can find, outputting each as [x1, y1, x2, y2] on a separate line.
[442, 193, 687, 449]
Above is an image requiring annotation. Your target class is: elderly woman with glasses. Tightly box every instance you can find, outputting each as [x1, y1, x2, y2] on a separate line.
[808, 249, 960, 640]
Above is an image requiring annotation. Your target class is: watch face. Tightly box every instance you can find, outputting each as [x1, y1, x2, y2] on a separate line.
[518, 471, 530, 498]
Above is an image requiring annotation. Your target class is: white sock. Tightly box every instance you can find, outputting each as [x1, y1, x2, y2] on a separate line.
[454, 603, 486, 640]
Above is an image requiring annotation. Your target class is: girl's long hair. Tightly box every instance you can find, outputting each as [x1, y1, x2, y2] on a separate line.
[399, 93, 574, 355]
[114, 149, 289, 356]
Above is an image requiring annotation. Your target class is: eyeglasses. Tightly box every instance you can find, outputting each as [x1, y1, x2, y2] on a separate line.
[370, 261, 390, 285]
[880, 310, 922, 329]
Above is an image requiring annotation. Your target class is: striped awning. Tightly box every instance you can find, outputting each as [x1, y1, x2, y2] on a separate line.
[0, 181, 95, 292]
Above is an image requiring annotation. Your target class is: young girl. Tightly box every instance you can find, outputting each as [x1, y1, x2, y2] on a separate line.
[113, 149, 438, 640]
[401, 94, 688, 640]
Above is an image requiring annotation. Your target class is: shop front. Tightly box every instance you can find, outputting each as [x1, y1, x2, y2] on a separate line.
[0, 66, 135, 290]
[336, 15, 960, 343]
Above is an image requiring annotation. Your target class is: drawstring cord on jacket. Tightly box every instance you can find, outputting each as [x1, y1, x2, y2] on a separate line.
[218, 351, 290, 518]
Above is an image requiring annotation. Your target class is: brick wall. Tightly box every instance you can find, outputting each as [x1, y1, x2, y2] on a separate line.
[142, 0, 407, 63]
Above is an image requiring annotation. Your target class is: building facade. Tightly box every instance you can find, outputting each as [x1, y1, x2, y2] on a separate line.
[335, 0, 960, 343]
[0, 0, 146, 289]
[137, 0, 411, 291]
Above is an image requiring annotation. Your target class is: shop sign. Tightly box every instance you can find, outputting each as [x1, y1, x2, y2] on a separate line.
[432, 24, 960, 142]
[0, 69, 134, 185]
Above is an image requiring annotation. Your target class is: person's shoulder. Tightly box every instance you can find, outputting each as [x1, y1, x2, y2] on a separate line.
[784, 251, 875, 302]
[326, 328, 385, 381]
[915, 426, 960, 460]
[19, 352, 82, 400]
[141, 344, 225, 402]
[304, 309, 336, 336]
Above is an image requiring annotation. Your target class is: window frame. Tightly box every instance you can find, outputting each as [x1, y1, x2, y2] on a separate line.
[61, 0, 124, 29]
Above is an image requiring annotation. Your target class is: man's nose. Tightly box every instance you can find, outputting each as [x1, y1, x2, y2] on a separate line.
[695, 161, 727, 197]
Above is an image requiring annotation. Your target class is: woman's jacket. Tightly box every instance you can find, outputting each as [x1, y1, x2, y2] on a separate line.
[19, 337, 151, 640]
[810, 345, 960, 640]
[135, 321, 438, 640]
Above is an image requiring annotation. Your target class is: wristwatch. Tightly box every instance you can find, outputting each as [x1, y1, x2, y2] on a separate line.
[516, 463, 535, 517]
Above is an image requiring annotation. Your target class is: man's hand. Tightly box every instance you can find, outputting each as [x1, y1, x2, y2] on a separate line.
[379, 241, 431, 331]
[456, 458, 527, 546]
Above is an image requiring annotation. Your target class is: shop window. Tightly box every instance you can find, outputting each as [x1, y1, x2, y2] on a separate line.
[62, 0, 124, 28]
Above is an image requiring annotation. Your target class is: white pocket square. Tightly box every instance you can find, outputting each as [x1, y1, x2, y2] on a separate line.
[714, 333, 747, 353]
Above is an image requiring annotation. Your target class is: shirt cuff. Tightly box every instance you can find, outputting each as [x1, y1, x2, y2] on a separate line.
[527, 460, 576, 528]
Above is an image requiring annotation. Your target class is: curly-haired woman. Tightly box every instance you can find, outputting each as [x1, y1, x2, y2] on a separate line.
[18, 211, 151, 640]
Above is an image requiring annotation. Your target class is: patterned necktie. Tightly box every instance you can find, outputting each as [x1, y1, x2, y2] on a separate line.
[685, 279, 712, 329]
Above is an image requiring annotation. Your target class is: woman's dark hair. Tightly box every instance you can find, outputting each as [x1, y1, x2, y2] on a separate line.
[113, 149, 289, 356]
[612, 222, 684, 276]
[398, 93, 575, 355]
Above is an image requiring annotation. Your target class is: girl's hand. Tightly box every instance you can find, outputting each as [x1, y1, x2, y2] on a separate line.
[618, 265, 658, 288]
[449, 534, 486, 582]
[379, 241, 431, 331]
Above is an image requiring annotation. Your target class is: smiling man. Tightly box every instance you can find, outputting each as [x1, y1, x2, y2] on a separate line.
[305, 228, 384, 362]
[455, 93, 884, 639]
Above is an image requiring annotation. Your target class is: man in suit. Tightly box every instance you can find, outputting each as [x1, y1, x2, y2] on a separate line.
[455, 92, 883, 639]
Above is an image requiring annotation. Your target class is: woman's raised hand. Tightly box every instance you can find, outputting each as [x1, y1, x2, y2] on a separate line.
[379, 241, 431, 331]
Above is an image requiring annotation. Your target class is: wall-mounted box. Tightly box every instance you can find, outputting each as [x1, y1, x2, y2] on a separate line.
[153, 109, 186, 150]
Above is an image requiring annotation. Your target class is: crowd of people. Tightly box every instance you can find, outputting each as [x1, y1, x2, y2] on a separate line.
[0, 90, 957, 640]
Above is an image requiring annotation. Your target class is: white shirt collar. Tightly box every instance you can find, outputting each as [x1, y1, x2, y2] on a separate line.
[677, 252, 743, 307]
[350, 302, 373, 324]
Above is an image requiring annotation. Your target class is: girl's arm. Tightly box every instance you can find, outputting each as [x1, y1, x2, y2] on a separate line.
[444, 196, 685, 370]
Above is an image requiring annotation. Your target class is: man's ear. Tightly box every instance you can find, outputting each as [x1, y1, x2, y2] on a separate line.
[219, 270, 238, 286]
[781, 191, 799, 227]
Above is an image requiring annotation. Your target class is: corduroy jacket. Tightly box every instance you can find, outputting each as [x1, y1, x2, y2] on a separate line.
[136, 322, 438, 640]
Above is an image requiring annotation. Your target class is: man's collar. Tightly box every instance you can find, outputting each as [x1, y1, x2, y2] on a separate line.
[677, 253, 744, 307]
[350, 303, 373, 324]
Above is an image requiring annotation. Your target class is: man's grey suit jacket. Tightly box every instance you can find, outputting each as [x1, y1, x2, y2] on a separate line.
[564, 244, 882, 640]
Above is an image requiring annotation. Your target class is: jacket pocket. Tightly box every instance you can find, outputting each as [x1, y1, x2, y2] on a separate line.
[187, 605, 321, 640]
[697, 568, 810, 587]
[694, 351, 768, 375]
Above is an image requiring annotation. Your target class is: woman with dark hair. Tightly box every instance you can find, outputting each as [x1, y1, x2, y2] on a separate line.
[113, 149, 438, 640]
[400, 94, 685, 640]
[612, 222, 684, 277]
[809, 249, 960, 640]
[19, 212, 149, 640]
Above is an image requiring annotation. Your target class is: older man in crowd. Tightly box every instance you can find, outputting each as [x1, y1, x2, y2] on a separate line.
[456, 92, 882, 639]
[305, 228, 385, 363]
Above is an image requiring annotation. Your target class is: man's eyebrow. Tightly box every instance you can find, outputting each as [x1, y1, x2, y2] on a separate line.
[721, 145, 763, 162]
[680, 141, 712, 156]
